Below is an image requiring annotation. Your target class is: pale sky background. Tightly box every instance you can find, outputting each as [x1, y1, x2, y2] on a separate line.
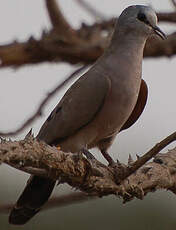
[0, 1, 176, 229]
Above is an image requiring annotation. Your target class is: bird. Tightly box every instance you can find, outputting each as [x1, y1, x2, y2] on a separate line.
[9, 5, 166, 225]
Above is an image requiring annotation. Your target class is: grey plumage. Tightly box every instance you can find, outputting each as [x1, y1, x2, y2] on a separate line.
[9, 5, 165, 225]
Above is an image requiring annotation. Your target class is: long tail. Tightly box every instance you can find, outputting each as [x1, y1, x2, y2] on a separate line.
[9, 176, 56, 225]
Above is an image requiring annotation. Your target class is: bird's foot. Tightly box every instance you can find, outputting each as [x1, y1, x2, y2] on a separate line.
[81, 148, 96, 160]
[83, 149, 129, 184]
[101, 150, 129, 184]
[110, 161, 129, 184]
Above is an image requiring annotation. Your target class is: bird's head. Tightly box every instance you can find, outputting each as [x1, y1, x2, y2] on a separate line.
[117, 5, 166, 40]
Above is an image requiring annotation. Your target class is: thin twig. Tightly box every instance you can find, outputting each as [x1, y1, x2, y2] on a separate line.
[45, 0, 78, 40]
[75, 0, 105, 21]
[122, 131, 176, 180]
[171, 0, 176, 9]
[46, 0, 68, 27]
[157, 12, 176, 23]
[0, 65, 88, 137]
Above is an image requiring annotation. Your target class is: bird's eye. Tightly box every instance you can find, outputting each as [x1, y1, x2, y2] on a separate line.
[137, 12, 150, 25]
[137, 13, 146, 21]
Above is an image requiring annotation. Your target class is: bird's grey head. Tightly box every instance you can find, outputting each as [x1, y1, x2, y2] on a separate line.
[116, 5, 166, 40]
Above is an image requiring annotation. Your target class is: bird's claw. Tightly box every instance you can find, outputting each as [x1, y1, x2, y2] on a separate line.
[110, 162, 129, 184]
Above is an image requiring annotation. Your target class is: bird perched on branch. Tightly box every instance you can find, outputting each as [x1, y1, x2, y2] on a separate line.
[9, 5, 166, 225]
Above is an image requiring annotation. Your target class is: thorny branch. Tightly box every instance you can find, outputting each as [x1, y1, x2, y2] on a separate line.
[118, 131, 176, 180]
[0, 1, 176, 68]
[0, 0, 176, 214]
[0, 131, 176, 206]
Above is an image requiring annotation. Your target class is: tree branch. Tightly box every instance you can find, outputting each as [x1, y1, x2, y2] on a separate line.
[45, 0, 78, 41]
[1, 132, 176, 203]
[171, 0, 176, 9]
[0, 9, 176, 68]
[118, 131, 176, 180]
[157, 11, 176, 23]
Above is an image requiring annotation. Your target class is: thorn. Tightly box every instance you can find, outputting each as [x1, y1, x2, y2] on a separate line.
[27, 176, 33, 185]
[116, 158, 120, 164]
[81, 22, 87, 28]
[39, 111, 43, 116]
[42, 29, 47, 37]
[0, 136, 6, 143]
[136, 154, 140, 160]
[13, 39, 18, 44]
[28, 35, 36, 43]
[57, 177, 63, 185]
[128, 154, 134, 165]
[25, 129, 33, 139]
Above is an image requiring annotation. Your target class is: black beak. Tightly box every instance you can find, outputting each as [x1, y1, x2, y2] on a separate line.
[152, 26, 166, 40]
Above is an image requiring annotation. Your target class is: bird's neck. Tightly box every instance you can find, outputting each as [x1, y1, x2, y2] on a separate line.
[92, 28, 148, 94]
[98, 29, 148, 80]
[93, 27, 148, 84]
[108, 29, 147, 59]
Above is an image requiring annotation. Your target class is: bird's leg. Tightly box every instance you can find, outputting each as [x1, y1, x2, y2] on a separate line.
[83, 149, 128, 184]
[101, 150, 116, 166]
[81, 148, 96, 160]
[101, 150, 128, 184]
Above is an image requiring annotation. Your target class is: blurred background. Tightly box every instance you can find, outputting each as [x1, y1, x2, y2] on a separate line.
[0, 0, 176, 229]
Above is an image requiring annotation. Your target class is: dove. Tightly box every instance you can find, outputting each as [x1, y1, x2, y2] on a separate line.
[9, 5, 165, 225]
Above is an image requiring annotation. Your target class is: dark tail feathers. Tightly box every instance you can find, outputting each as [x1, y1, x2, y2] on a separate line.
[9, 176, 56, 225]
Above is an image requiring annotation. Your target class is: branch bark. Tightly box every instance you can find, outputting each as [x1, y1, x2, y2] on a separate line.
[0, 132, 176, 204]
[0, 6, 176, 68]
[45, 0, 79, 40]
[1, 1, 176, 214]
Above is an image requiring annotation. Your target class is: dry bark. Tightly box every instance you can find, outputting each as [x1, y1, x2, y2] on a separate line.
[1, 0, 176, 215]
[0, 1, 176, 68]
[0, 133, 176, 205]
